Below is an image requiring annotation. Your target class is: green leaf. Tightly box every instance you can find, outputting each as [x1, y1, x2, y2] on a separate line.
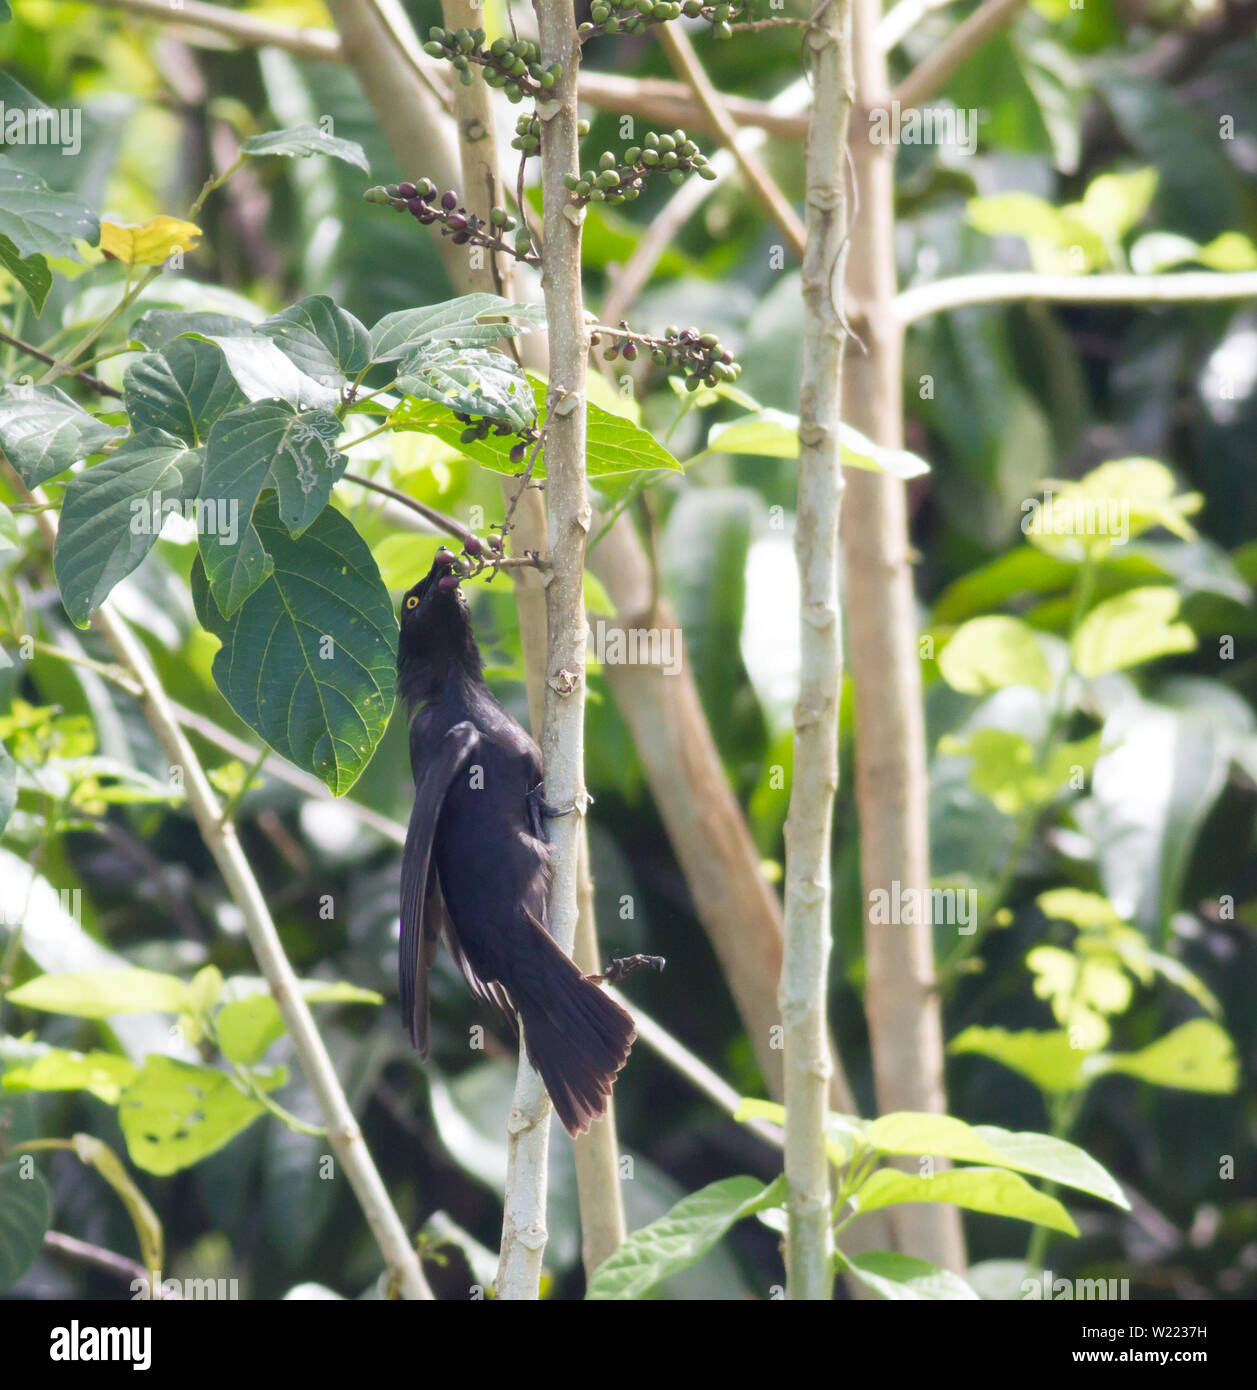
[2, 1048, 139, 1104]
[187, 333, 340, 410]
[0, 385, 125, 487]
[938, 615, 1053, 693]
[215, 980, 383, 1066]
[239, 124, 369, 172]
[123, 337, 245, 445]
[853, 1166, 1078, 1234]
[395, 344, 536, 432]
[949, 1026, 1088, 1095]
[132, 309, 256, 351]
[6, 968, 192, 1018]
[369, 294, 544, 362]
[0, 153, 98, 260]
[392, 377, 681, 479]
[586, 1175, 786, 1300]
[938, 729, 1099, 815]
[697, 410, 930, 478]
[864, 1112, 1128, 1208]
[1091, 1019, 1238, 1094]
[0, 1161, 50, 1291]
[0, 233, 52, 314]
[117, 1056, 277, 1175]
[838, 1250, 979, 1301]
[192, 495, 397, 795]
[1071, 587, 1195, 677]
[257, 295, 371, 387]
[54, 429, 202, 626]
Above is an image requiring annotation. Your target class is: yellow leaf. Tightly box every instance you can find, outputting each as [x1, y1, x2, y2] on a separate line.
[99, 216, 202, 266]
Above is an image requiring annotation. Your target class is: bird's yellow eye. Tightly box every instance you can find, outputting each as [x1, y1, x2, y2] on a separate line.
[405, 595, 419, 609]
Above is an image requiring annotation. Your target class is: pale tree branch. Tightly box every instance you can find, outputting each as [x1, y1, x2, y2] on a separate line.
[2, 459, 433, 1302]
[655, 22, 807, 259]
[781, 0, 854, 1301]
[891, 0, 1029, 110]
[495, 0, 590, 1302]
[895, 268, 1257, 322]
[844, 0, 965, 1271]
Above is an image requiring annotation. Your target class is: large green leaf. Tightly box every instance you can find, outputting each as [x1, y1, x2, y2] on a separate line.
[2, 1048, 140, 1104]
[838, 1250, 979, 1301]
[938, 615, 1054, 693]
[948, 1026, 1088, 1096]
[188, 334, 340, 410]
[697, 409, 931, 479]
[54, 429, 202, 626]
[215, 979, 382, 1065]
[853, 1167, 1078, 1234]
[257, 295, 371, 387]
[369, 294, 545, 362]
[5, 967, 192, 1018]
[239, 123, 369, 172]
[117, 1056, 278, 1175]
[395, 344, 536, 432]
[0, 1161, 50, 1292]
[0, 385, 125, 487]
[1092, 1020, 1238, 1094]
[0, 153, 98, 260]
[192, 495, 397, 795]
[123, 337, 245, 445]
[1071, 587, 1195, 677]
[586, 1176, 785, 1300]
[863, 1112, 1128, 1208]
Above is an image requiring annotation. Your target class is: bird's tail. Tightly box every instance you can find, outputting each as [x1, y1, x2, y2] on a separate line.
[513, 928, 636, 1137]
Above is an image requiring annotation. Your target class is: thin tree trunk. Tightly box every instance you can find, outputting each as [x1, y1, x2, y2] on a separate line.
[844, 0, 965, 1272]
[780, 0, 853, 1301]
[495, 0, 590, 1300]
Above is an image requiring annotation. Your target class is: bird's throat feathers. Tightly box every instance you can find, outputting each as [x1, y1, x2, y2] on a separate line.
[397, 599, 484, 711]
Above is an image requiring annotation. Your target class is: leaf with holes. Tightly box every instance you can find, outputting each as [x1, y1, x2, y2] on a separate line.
[191, 495, 397, 794]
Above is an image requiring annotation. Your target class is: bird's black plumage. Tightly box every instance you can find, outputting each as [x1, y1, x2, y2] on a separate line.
[396, 548, 635, 1135]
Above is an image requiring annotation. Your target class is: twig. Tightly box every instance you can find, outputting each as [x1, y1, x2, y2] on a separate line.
[76, 0, 341, 59]
[0, 330, 122, 399]
[656, 22, 807, 259]
[895, 268, 1257, 323]
[43, 1231, 153, 1289]
[891, 0, 1028, 110]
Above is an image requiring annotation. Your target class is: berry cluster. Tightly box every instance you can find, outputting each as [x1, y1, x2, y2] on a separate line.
[511, 113, 591, 157]
[580, 0, 755, 40]
[592, 322, 742, 391]
[423, 27, 561, 101]
[564, 131, 716, 206]
[450, 412, 543, 469]
[364, 180, 537, 264]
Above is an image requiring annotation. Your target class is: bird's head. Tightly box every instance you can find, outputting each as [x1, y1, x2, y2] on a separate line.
[397, 547, 480, 699]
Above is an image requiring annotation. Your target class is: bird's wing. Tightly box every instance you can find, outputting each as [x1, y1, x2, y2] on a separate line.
[423, 870, 518, 1042]
[400, 720, 479, 1057]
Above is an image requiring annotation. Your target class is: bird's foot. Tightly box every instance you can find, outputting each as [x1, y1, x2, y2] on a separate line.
[585, 953, 667, 985]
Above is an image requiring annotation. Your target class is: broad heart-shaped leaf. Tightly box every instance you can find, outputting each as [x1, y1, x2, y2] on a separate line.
[0, 385, 125, 487]
[369, 294, 546, 363]
[215, 979, 383, 1066]
[132, 310, 255, 351]
[838, 1250, 979, 1301]
[0, 1161, 50, 1292]
[0, 233, 52, 314]
[1071, 586, 1196, 677]
[395, 344, 536, 432]
[391, 377, 682, 479]
[1089, 1019, 1238, 1094]
[586, 1175, 787, 1300]
[5, 967, 193, 1018]
[938, 615, 1054, 693]
[188, 334, 340, 410]
[117, 1056, 279, 1175]
[949, 1026, 1089, 1096]
[192, 496, 397, 795]
[852, 1167, 1078, 1234]
[257, 295, 371, 387]
[54, 429, 202, 626]
[0, 153, 98, 260]
[2, 1047, 140, 1104]
[863, 1112, 1129, 1209]
[198, 401, 345, 614]
[240, 123, 369, 171]
[123, 338, 245, 445]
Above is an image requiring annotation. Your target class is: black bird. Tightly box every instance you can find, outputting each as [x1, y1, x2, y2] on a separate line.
[396, 547, 635, 1135]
